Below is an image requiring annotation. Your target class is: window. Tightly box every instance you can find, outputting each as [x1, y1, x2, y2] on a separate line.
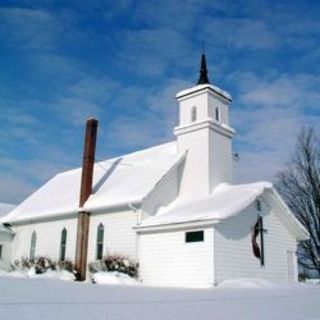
[0, 245, 2, 259]
[29, 231, 37, 261]
[191, 106, 197, 122]
[185, 230, 204, 243]
[256, 199, 262, 212]
[215, 107, 220, 122]
[59, 228, 67, 261]
[96, 223, 104, 260]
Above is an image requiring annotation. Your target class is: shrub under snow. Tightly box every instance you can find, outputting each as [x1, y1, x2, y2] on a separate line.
[89, 254, 138, 279]
[12, 257, 75, 275]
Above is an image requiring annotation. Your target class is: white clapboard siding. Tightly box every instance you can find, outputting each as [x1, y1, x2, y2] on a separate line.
[87, 210, 138, 262]
[11, 217, 78, 262]
[214, 201, 298, 283]
[138, 227, 214, 288]
[177, 129, 211, 198]
[0, 232, 14, 270]
[209, 129, 233, 190]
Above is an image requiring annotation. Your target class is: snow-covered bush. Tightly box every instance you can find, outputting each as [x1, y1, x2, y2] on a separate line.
[89, 254, 138, 278]
[298, 273, 307, 282]
[58, 260, 74, 273]
[34, 257, 56, 274]
[12, 257, 74, 275]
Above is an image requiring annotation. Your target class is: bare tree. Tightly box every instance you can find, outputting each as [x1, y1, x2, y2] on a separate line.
[276, 128, 320, 276]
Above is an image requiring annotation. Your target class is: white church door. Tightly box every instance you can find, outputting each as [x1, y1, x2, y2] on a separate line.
[286, 250, 295, 281]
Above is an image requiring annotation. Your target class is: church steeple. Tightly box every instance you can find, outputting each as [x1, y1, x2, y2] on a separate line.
[175, 54, 235, 198]
[197, 53, 210, 85]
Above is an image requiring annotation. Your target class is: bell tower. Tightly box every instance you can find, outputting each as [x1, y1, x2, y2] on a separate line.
[174, 54, 236, 199]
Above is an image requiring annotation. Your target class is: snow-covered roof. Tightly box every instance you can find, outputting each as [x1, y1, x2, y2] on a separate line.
[4, 141, 184, 223]
[137, 182, 308, 240]
[176, 84, 232, 101]
[139, 182, 272, 227]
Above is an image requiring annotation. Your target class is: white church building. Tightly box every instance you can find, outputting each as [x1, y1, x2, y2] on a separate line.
[1, 55, 308, 287]
[0, 203, 16, 270]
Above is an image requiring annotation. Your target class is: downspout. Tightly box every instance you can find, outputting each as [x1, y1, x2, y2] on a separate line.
[128, 202, 141, 262]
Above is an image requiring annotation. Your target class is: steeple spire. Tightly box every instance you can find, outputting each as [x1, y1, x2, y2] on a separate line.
[197, 53, 210, 85]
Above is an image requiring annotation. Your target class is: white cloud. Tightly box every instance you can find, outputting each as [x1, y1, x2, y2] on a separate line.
[0, 173, 34, 204]
[69, 76, 120, 103]
[50, 76, 121, 126]
[131, 1, 201, 32]
[0, 7, 59, 50]
[118, 28, 193, 76]
[202, 17, 277, 50]
[239, 74, 320, 109]
[106, 115, 164, 150]
[105, 78, 189, 151]
[0, 152, 74, 203]
[231, 72, 320, 183]
[53, 97, 102, 126]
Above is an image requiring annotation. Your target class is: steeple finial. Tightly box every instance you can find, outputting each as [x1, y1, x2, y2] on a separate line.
[197, 53, 210, 85]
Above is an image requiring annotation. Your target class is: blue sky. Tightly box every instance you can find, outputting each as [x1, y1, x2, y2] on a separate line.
[0, 0, 319, 204]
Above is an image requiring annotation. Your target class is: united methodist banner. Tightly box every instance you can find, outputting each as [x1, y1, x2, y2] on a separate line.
[251, 218, 261, 259]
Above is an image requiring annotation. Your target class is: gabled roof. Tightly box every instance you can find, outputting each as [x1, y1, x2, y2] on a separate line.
[139, 182, 272, 226]
[137, 182, 308, 240]
[4, 141, 184, 223]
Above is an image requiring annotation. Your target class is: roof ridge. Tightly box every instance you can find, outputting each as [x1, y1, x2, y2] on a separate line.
[56, 140, 177, 177]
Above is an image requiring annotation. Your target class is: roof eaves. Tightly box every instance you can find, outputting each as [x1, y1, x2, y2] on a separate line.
[82, 199, 142, 214]
[134, 217, 219, 233]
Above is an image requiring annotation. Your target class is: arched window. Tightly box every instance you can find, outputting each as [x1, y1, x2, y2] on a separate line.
[256, 199, 262, 212]
[191, 106, 197, 122]
[29, 231, 37, 261]
[59, 228, 67, 261]
[96, 223, 104, 260]
[215, 107, 220, 122]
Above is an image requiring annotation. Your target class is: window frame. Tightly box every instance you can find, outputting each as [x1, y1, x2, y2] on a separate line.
[256, 199, 262, 212]
[59, 228, 67, 262]
[29, 231, 37, 261]
[96, 223, 104, 260]
[215, 107, 220, 122]
[191, 106, 197, 122]
[185, 230, 204, 243]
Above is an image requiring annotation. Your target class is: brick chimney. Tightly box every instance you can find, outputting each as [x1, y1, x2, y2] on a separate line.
[75, 118, 98, 281]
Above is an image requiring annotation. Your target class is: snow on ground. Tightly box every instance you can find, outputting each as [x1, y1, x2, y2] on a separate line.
[218, 278, 281, 289]
[0, 269, 75, 281]
[0, 276, 319, 320]
[92, 271, 139, 285]
[0, 269, 138, 284]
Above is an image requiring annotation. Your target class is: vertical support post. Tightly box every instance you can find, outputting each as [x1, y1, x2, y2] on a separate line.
[75, 212, 90, 281]
[75, 118, 98, 281]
